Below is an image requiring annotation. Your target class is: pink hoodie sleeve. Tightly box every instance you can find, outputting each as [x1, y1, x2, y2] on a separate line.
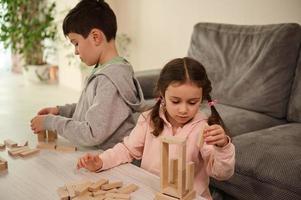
[201, 136, 235, 180]
[98, 113, 149, 171]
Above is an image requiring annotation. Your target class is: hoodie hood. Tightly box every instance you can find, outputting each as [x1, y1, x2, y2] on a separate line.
[87, 63, 145, 112]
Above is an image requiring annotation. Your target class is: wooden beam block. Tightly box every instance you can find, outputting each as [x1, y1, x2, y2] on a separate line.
[161, 141, 169, 190]
[37, 131, 47, 142]
[0, 157, 8, 172]
[161, 136, 186, 145]
[101, 181, 123, 190]
[169, 159, 178, 184]
[88, 178, 108, 192]
[66, 184, 76, 199]
[8, 146, 30, 157]
[47, 130, 57, 142]
[0, 143, 5, 150]
[18, 140, 28, 147]
[37, 142, 56, 150]
[198, 124, 208, 148]
[155, 192, 178, 200]
[185, 162, 194, 191]
[56, 145, 77, 152]
[4, 139, 18, 148]
[118, 184, 139, 194]
[92, 190, 107, 197]
[19, 148, 40, 157]
[74, 181, 92, 196]
[57, 186, 69, 200]
[93, 195, 105, 200]
[105, 192, 130, 199]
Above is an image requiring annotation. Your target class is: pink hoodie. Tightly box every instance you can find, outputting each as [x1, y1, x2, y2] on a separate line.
[99, 109, 235, 200]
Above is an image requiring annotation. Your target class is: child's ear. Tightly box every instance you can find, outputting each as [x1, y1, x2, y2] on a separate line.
[90, 29, 104, 46]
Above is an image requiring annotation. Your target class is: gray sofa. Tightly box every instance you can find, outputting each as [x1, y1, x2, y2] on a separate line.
[135, 23, 301, 200]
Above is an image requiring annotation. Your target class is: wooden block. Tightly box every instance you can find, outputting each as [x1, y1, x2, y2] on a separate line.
[66, 184, 76, 199]
[57, 186, 69, 200]
[56, 145, 77, 152]
[105, 192, 130, 199]
[198, 124, 208, 148]
[161, 141, 169, 190]
[8, 146, 30, 157]
[18, 140, 28, 147]
[37, 131, 47, 142]
[161, 136, 186, 145]
[101, 181, 123, 190]
[4, 139, 18, 148]
[92, 190, 107, 197]
[93, 195, 105, 200]
[169, 159, 178, 184]
[0, 143, 5, 150]
[186, 162, 194, 191]
[88, 178, 108, 192]
[37, 142, 56, 150]
[155, 192, 178, 200]
[118, 184, 139, 194]
[75, 181, 92, 196]
[0, 157, 8, 172]
[47, 130, 57, 142]
[19, 148, 40, 157]
[182, 190, 196, 200]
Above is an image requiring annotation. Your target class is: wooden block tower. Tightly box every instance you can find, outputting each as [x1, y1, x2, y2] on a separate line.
[155, 135, 196, 200]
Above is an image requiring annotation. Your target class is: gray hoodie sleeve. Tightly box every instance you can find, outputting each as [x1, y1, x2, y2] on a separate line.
[43, 79, 132, 146]
[57, 103, 77, 118]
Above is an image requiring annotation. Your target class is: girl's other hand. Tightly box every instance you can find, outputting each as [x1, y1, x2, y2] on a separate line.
[204, 124, 229, 147]
[77, 153, 103, 172]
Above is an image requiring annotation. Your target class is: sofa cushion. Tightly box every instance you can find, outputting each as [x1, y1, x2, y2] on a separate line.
[288, 49, 301, 122]
[211, 123, 301, 200]
[200, 103, 287, 137]
[188, 23, 301, 118]
[135, 69, 160, 99]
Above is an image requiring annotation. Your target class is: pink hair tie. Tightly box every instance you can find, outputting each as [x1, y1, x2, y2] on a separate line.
[208, 99, 218, 107]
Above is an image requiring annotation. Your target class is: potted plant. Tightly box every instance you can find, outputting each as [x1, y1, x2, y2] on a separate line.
[0, 0, 57, 83]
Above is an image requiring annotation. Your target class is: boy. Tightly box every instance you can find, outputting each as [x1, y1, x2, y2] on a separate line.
[30, 0, 145, 150]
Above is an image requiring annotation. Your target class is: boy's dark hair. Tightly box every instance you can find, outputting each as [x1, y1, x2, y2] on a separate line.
[63, 0, 117, 41]
[150, 57, 227, 136]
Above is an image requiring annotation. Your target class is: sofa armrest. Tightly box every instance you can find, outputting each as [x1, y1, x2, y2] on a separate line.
[135, 69, 160, 99]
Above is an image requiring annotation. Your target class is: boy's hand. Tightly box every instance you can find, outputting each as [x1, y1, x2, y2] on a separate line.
[30, 115, 46, 133]
[204, 124, 229, 147]
[37, 107, 59, 115]
[77, 153, 103, 172]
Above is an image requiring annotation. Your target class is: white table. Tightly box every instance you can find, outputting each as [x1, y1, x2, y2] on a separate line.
[0, 148, 161, 200]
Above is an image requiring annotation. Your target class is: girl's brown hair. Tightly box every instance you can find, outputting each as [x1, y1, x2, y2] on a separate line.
[150, 57, 227, 136]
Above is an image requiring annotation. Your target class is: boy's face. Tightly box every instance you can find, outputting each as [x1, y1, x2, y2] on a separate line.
[68, 32, 100, 66]
[164, 82, 202, 128]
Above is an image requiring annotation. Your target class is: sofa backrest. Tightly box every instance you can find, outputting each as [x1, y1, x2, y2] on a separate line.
[288, 49, 301, 122]
[188, 23, 301, 119]
[135, 69, 160, 99]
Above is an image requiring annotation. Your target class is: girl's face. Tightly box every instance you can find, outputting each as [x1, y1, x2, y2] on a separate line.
[164, 82, 202, 128]
[68, 32, 100, 66]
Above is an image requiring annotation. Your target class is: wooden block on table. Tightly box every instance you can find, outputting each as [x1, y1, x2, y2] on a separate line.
[0, 156, 8, 171]
[57, 186, 69, 200]
[75, 181, 93, 196]
[37, 142, 56, 150]
[8, 146, 30, 157]
[0, 143, 5, 150]
[56, 145, 77, 152]
[66, 184, 76, 199]
[118, 184, 139, 194]
[88, 178, 108, 192]
[37, 131, 47, 142]
[185, 162, 194, 191]
[47, 130, 57, 142]
[101, 181, 123, 190]
[18, 140, 28, 147]
[19, 148, 40, 157]
[105, 192, 130, 199]
[92, 190, 107, 197]
[93, 195, 105, 200]
[4, 139, 18, 148]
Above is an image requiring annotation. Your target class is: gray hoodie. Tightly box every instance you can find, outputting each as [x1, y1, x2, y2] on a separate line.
[44, 62, 145, 150]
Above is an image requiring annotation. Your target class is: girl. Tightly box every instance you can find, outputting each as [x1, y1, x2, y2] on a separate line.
[77, 57, 235, 200]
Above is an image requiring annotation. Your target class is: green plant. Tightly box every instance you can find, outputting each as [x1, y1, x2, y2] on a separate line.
[0, 0, 56, 65]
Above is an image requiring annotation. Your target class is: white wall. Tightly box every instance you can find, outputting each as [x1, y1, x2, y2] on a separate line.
[111, 0, 301, 71]
[55, 0, 301, 90]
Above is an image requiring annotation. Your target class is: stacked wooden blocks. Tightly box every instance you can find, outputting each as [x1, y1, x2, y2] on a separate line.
[57, 178, 139, 200]
[37, 130, 77, 152]
[0, 156, 8, 172]
[5, 139, 40, 158]
[155, 136, 196, 200]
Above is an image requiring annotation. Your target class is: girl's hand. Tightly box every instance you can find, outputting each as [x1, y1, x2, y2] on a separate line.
[204, 124, 229, 147]
[37, 107, 59, 115]
[77, 153, 103, 172]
